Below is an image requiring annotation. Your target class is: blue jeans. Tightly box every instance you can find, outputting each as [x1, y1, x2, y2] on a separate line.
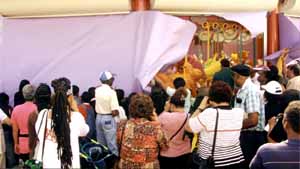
[96, 114, 118, 156]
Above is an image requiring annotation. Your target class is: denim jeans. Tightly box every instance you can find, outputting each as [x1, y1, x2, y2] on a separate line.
[96, 114, 118, 156]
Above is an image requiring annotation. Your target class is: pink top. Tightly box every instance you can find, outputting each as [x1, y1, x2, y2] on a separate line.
[158, 112, 191, 157]
[11, 102, 37, 154]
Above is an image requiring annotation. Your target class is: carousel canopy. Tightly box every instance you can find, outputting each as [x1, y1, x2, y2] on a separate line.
[0, 0, 292, 18]
[279, 0, 300, 17]
[153, 0, 279, 15]
[0, 0, 131, 18]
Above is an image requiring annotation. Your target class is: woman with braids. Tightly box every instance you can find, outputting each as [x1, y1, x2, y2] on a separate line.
[116, 93, 168, 169]
[42, 78, 89, 169]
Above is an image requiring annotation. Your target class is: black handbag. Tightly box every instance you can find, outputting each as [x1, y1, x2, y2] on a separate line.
[192, 108, 219, 169]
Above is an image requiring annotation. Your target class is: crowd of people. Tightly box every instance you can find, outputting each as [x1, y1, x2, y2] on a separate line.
[0, 59, 300, 169]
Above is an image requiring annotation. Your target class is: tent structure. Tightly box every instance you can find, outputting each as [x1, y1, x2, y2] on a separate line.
[1, 0, 299, 18]
[0, 0, 299, 99]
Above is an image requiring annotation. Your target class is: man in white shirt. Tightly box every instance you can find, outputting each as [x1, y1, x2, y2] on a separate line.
[0, 109, 11, 168]
[155, 77, 191, 113]
[286, 64, 300, 91]
[95, 71, 119, 157]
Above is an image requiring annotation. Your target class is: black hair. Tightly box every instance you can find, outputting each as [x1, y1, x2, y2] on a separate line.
[0, 92, 11, 117]
[123, 92, 137, 117]
[221, 58, 230, 67]
[72, 85, 79, 96]
[287, 64, 300, 76]
[266, 65, 280, 82]
[19, 79, 30, 92]
[116, 89, 125, 103]
[173, 77, 186, 89]
[279, 89, 300, 113]
[51, 78, 72, 169]
[170, 87, 187, 108]
[209, 81, 233, 103]
[88, 87, 96, 98]
[0, 92, 9, 106]
[35, 83, 52, 111]
[81, 91, 91, 103]
[150, 86, 168, 115]
[264, 91, 281, 103]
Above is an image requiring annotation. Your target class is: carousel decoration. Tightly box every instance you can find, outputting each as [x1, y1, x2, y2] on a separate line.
[154, 15, 253, 96]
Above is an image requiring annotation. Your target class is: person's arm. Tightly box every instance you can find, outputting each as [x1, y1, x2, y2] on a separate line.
[111, 91, 120, 117]
[28, 111, 38, 152]
[12, 120, 20, 154]
[2, 117, 11, 126]
[243, 112, 259, 129]
[249, 147, 265, 169]
[243, 90, 260, 129]
[266, 116, 277, 143]
[0, 109, 11, 126]
[150, 111, 159, 121]
[154, 75, 169, 91]
[157, 123, 168, 150]
[185, 108, 210, 133]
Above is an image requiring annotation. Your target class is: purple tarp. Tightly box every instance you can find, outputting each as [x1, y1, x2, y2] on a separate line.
[265, 14, 300, 65]
[0, 11, 196, 100]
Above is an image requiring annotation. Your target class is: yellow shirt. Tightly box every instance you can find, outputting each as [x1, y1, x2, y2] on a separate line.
[95, 84, 119, 114]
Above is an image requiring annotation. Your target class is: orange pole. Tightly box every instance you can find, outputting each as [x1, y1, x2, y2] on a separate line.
[267, 10, 279, 55]
[131, 0, 151, 11]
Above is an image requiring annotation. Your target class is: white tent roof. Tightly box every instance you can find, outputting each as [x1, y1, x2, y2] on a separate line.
[0, 0, 299, 18]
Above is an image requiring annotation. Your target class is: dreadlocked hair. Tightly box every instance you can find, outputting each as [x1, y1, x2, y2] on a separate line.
[51, 78, 72, 169]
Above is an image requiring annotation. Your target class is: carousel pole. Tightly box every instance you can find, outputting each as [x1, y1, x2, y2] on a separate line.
[239, 32, 243, 63]
[131, 0, 151, 11]
[253, 37, 257, 66]
[207, 23, 210, 60]
[267, 10, 279, 55]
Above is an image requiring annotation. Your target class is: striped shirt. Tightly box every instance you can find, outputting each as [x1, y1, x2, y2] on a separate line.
[250, 139, 300, 169]
[189, 107, 244, 167]
[234, 78, 265, 131]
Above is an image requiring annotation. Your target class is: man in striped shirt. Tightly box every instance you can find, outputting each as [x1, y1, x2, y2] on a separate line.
[250, 101, 300, 169]
[232, 64, 266, 166]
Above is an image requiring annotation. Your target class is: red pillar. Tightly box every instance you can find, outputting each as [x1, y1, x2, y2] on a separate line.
[267, 10, 279, 55]
[131, 0, 151, 11]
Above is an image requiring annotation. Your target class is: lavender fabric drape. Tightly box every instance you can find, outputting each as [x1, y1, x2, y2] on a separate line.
[265, 14, 300, 64]
[0, 11, 196, 100]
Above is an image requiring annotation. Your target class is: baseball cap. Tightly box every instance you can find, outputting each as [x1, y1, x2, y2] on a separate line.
[252, 65, 270, 71]
[99, 71, 115, 82]
[231, 64, 251, 77]
[261, 81, 283, 95]
[22, 84, 36, 100]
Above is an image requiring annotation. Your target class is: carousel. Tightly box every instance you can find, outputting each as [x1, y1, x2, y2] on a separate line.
[155, 15, 254, 96]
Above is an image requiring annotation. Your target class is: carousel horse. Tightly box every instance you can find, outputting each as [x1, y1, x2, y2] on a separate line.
[155, 57, 204, 97]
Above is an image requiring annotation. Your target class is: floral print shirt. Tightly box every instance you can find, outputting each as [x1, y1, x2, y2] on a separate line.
[117, 118, 167, 169]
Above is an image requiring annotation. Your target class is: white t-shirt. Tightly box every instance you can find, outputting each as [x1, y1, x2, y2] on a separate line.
[95, 84, 119, 114]
[166, 87, 191, 113]
[114, 106, 127, 123]
[0, 109, 8, 153]
[42, 111, 89, 168]
[189, 107, 244, 167]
